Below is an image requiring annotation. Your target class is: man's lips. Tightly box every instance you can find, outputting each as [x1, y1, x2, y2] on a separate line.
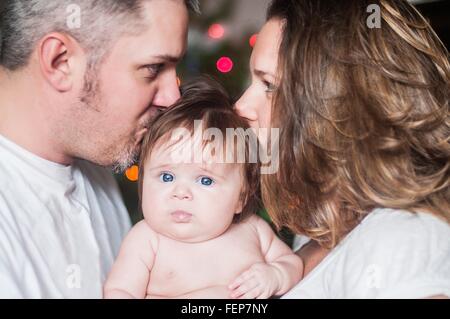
[134, 127, 149, 146]
[134, 107, 166, 145]
[137, 127, 149, 135]
[170, 210, 193, 223]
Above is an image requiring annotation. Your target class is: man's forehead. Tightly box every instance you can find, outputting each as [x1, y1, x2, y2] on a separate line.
[120, 0, 189, 57]
[140, 0, 189, 29]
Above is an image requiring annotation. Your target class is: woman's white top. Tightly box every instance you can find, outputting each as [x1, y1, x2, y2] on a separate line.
[284, 208, 450, 298]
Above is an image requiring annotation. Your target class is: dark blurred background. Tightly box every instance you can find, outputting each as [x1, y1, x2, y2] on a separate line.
[115, 0, 450, 238]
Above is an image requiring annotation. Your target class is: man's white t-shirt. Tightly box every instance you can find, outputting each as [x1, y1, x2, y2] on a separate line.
[285, 208, 450, 298]
[0, 134, 131, 298]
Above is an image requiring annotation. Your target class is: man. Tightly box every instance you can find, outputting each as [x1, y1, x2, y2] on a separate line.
[0, 0, 198, 298]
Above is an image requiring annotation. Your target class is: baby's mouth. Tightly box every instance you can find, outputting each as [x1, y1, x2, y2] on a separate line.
[170, 210, 193, 223]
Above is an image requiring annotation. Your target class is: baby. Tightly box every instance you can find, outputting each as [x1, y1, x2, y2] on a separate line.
[104, 78, 303, 299]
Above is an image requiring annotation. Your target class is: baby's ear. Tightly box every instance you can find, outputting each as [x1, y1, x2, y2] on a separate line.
[234, 195, 245, 215]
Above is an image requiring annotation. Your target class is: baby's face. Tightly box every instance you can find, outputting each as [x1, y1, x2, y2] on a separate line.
[141, 136, 244, 243]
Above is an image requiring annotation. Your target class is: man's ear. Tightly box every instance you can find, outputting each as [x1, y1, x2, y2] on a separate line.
[38, 32, 81, 92]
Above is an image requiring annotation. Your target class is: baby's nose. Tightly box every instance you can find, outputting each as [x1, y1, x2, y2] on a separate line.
[171, 184, 193, 200]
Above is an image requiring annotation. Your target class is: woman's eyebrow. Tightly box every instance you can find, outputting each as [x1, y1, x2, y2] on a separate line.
[254, 68, 276, 79]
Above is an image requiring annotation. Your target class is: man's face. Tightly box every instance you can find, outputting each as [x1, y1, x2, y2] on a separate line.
[67, 0, 188, 171]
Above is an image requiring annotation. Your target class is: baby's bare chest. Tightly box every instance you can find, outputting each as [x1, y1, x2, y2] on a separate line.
[148, 228, 265, 295]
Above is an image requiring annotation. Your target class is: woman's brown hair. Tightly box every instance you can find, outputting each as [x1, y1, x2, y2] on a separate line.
[263, 0, 449, 248]
[138, 77, 261, 222]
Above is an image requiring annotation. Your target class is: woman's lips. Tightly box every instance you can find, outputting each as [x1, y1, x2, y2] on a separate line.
[148, 106, 165, 118]
[170, 210, 193, 223]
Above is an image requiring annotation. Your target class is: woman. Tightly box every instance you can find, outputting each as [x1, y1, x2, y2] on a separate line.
[236, 0, 449, 298]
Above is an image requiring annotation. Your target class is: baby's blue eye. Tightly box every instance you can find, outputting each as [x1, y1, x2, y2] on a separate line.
[160, 172, 174, 183]
[199, 176, 214, 186]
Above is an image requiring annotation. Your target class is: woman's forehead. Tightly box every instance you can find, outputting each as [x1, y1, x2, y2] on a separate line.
[250, 18, 283, 76]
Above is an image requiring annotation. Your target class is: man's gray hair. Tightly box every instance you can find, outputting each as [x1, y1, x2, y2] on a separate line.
[0, 0, 199, 71]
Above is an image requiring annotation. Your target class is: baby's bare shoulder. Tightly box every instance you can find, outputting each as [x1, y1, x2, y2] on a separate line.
[125, 220, 159, 251]
[245, 215, 273, 231]
[236, 215, 276, 240]
[241, 215, 280, 251]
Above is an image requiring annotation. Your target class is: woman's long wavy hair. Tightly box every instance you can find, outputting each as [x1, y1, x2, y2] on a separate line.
[262, 0, 449, 248]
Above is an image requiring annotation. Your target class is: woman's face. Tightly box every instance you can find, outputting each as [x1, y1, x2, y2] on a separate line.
[235, 18, 283, 131]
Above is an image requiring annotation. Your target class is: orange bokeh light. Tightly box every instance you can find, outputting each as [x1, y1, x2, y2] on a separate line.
[125, 165, 139, 182]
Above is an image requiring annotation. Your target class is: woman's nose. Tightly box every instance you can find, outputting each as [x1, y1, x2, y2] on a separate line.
[171, 184, 193, 201]
[235, 90, 258, 125]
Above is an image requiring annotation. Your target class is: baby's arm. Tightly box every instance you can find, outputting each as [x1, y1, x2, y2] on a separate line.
[103, 221, 157, 299]
[229, 216, 303, 299]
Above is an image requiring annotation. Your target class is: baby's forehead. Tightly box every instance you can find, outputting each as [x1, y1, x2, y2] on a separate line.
[149, 131, 244, 164]
[148, 154, 241, 173]
[146, 136, 245, 176]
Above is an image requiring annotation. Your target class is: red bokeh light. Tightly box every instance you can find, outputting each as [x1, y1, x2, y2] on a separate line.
[208, 24, 225, 39]
[249, 34, 258, 47]
[216, 57, 234, 73]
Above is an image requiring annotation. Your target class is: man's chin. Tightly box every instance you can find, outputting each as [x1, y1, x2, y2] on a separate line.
[111, 160, 134, 174]
[110, 147, 140, 173]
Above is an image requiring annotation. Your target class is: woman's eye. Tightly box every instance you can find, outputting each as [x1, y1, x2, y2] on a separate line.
[263, 80, 277, 93]
[160, 172, 174, 183]
[198, 176, 214, 186]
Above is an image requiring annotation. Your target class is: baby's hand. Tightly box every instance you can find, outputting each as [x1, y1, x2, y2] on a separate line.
[228, 263, 282, 299]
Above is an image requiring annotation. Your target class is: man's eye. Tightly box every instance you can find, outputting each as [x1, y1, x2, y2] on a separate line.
[197, 176, 214, 186]
[160, 172, 174, 183]
[145, 64, 164, 79]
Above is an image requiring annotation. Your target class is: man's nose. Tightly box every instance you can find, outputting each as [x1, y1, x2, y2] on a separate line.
[152, 69, 181, 108]
[171, 184, 193, 201]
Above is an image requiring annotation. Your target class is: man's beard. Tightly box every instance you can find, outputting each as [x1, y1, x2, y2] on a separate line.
[110, 140, 140, 174]
[80, 69, 142, 173]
